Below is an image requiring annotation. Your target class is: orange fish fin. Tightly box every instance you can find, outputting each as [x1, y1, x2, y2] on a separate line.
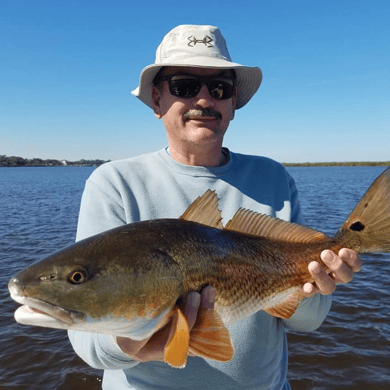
[180, 190, 223, 229]
[189, 307, 234, 362]
[225, 208, 330, 243]
[164, 307, 190, 368]
[264, 289, 305, 319]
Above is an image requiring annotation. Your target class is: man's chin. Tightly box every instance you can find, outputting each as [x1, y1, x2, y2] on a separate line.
[186, 126, 225, 143]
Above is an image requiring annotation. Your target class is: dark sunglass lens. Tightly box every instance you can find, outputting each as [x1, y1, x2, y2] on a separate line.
[209, 80, 234, 100]
[169, 79, 201, 98]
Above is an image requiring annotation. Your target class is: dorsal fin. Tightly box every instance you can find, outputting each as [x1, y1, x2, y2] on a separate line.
[180, 190, 223, 229]
[225, 208, 329, 243]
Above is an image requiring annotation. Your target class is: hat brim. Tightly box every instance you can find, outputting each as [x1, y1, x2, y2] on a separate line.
[132, 58, 262, 110]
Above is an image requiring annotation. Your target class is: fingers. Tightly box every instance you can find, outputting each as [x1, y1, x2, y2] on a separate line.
[182, 291, 201, 330]
[200, 285, 216, 310]
[322, 249, 362, 283]
[180, 286, 216, 331]
[117, 287, 215, 361]
[301, 279, 318, 297]
[306, 261, 336, 296]
[184, 286, 216, 357]
[302, 261, 335, 297]
[303, 249, 362, 297]
[321, 249, 354, 284]
[338, 248, 362, 273]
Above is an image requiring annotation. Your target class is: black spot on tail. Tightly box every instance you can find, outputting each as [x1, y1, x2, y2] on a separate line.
[349, 221, 365, 232]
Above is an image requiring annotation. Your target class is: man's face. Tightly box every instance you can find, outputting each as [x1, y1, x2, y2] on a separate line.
[152, 66, 237, 151]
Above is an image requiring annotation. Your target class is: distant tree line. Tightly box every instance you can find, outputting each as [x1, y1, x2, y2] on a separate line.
[0, 155, 109, 167]
[1, 154, 388, 168]
[283, 161, 390, 167]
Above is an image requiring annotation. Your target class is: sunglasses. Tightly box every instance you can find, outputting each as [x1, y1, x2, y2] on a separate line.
[156, 74, 236, 100]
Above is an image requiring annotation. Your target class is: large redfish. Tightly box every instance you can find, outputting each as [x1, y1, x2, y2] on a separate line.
[8, 168, 390, 368]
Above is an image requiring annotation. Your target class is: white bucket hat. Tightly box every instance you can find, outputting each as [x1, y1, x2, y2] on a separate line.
[132, 25, 262, 110]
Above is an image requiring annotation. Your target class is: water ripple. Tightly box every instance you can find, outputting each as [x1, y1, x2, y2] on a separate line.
[1, 166, 389, 389]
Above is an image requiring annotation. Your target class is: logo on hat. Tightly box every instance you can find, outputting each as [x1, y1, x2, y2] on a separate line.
[187, 35, 213, 47]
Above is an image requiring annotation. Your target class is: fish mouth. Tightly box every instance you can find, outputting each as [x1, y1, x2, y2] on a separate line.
[9, 289, 86, 327]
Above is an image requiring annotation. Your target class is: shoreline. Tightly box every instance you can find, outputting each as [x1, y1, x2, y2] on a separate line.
[1, 155, 389, 168]
[283, 161, 390, 167]
[0, 156, 109, 168]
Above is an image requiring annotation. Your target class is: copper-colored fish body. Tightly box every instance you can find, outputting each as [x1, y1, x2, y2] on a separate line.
[157, 221, 334, 322]
[8, 168, 390, 367]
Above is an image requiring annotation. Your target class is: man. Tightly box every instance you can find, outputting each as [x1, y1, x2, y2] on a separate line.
[69, 25, 361, 389]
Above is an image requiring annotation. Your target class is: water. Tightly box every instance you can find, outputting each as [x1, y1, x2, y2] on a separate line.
[0, 167, 102, 389]
[286, 166, 390, 390]
[0, 166, 389, 389]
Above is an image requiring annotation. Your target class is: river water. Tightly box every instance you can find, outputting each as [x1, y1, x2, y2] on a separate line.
[0, 165, 389, 389]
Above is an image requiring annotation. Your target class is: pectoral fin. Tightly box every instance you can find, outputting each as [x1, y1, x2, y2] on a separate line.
[189, 307, 234, 362]
[164, 306, 234, 368]
[164, 307, 190, 368]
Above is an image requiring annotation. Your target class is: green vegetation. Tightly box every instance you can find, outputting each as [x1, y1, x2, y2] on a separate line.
[0, 155, 109, 167]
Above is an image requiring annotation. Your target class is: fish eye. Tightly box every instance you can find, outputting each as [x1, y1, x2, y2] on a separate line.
[68, 269, 89, 284]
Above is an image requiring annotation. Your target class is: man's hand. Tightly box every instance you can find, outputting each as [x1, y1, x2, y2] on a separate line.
[116, 286, 216, 362]
[302, 248, 362, 298]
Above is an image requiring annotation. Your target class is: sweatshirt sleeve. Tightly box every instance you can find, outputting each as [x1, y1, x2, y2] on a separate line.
[68, 166, 140, 370]
[282, 169, 333, 332]
[68, 331, 140, 370]
[283, 294, 332, 332]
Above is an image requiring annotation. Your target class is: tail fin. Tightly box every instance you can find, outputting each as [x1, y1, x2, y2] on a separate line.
[334, 168, 390, 253]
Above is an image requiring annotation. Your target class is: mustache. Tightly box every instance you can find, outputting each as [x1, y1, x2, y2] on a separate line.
[183, 109, 222, 120]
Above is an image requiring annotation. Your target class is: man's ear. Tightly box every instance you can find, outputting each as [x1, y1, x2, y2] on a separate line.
[152, 86, 162, 119]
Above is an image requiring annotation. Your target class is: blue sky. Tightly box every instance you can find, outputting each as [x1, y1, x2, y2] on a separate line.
[1, 0, 389, 163]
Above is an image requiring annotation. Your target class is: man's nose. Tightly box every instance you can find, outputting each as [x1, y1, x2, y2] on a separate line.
[193, 84, 214, 108]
